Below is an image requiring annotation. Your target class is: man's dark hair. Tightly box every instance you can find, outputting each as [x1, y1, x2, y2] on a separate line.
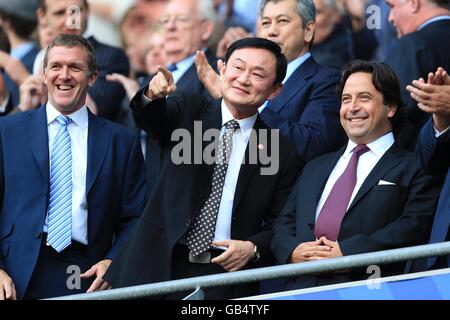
[39, 0, 88, 12]
[224, 37, 287, 85]
[43, 34, 97, 76]
[0, 11, 37, 39]
[337, 60, 405, 135]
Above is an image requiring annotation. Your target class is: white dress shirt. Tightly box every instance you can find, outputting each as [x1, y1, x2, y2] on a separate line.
[315, 132, 395, 220]
[44, 104, 89, 245]
[213, 101, 257, 246]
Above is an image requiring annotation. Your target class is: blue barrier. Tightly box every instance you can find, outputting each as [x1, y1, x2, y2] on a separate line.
[244, 268, 450, 300]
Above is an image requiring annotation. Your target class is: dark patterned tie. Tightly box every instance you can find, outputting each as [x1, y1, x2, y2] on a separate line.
[314, 144, 370, 241]
[186, 119, 240, 256]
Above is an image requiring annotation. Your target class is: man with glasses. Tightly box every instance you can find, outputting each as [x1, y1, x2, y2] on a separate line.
[137, 0, 219, 197]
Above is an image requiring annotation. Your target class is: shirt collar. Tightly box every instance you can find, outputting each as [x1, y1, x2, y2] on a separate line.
[11, 42, 35, 60]
[221, 100, 257, 142]
[284, 52, 311, 83]
[46, 103, 89, 129]
[418, 15, 450, 30]
[344, 132, 395, 159]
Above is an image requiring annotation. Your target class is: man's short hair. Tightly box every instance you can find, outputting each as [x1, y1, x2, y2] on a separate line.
[337, 60, 405, 135]
[197, 0, 217, 23]
[259, 0, 316, 28]
[43, 34, 97, 76]
[39, 0, 88, 12]
[224, 37, 287, 85]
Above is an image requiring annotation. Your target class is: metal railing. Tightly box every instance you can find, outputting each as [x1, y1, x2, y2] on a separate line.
[49, 241, 450, 300]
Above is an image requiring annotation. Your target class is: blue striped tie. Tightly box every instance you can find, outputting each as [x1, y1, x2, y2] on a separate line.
[47, 115, 72, 252]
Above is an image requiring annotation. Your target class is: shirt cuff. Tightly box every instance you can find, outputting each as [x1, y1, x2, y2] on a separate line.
[434, 125, 450, 138]
[140, 91, 152, 104]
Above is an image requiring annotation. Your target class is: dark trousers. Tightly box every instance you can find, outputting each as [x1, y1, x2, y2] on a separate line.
[167, 244, 235, 300]
[23, 237, 93, 300]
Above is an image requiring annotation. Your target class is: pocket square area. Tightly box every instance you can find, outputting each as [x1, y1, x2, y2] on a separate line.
[378, 180, 396, 185]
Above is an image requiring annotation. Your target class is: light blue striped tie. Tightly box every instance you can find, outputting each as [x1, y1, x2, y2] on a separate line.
[47, 115, 72, 252]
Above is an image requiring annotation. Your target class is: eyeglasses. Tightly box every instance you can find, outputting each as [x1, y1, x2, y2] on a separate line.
[159, 15, 193, 26]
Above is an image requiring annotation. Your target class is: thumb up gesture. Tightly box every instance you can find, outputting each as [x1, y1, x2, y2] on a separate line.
[146, 66, 177, 100]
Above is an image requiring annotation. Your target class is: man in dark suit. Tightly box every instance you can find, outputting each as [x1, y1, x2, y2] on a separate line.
[104, 38, 300, 299]
[196, 0, 346, 163]
[0, 34, 146, 300]
[35, 0, 129, 121]
[384, 0, 450, 147]
[407, 67, 450, 269]
[271, 61, 440, 290]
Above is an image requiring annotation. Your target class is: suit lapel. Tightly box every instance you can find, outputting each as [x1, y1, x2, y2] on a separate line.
[86, 111, 110, 194]
[347, 143, 404, 211]
[27, 106, 50, 183]
[231, 117, 267, 212]
[267, 56, 317, 113]
[201, 99, 222, 181]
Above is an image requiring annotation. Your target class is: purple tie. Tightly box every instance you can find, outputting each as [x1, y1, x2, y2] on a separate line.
[314, 144, 370, 241]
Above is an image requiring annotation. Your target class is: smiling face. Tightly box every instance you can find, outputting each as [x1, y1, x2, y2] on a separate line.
[340, 72, 397, 144]
[44, 45, 97, 115]
[220, 47, 282, 119]
[259, 0, 314, 62]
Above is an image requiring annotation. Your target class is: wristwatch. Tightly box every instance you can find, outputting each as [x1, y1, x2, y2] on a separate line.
[252, 244, 260, 262]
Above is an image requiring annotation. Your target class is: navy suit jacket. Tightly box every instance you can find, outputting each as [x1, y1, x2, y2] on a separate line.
[416, 119, 450, 268]
[311, 23, 353, 69]
[385, 20, 450, 131]
[272, 142, 440, 289]
[88, 37, 130, 121]
[260, 56, 346, 162]
[0, 106, 146, 299]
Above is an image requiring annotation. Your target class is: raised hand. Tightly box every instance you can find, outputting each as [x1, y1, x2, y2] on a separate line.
[19, 75, 47, 111]
[194, 50, 222, 100]
[145, 65, 176, 100]
[106, 73, 139, 100]
[406, 67, 450, 131]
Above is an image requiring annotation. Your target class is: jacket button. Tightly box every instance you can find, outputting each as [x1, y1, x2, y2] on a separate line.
[185, 219, 191, 227]
[35, 232, 42, 239]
